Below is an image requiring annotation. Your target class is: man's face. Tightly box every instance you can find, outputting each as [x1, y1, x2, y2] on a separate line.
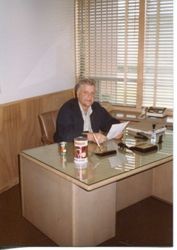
[77, 84, 96, 111]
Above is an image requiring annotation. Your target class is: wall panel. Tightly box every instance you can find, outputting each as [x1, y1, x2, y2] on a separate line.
[0, 89, 73, 193]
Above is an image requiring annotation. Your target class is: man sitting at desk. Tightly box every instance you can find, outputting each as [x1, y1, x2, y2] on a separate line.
[54, 78, 122, 144]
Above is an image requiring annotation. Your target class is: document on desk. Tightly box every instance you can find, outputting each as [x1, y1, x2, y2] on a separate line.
[107, 121, 129, 140]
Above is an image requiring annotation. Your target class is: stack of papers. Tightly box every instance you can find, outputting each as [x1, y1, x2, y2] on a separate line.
[127, 126, 166, 135]
[125, 118, 167, 136]
[107, 121, 129, 140]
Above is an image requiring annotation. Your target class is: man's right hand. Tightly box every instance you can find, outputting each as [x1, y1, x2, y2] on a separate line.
[87, 132, 107, 144]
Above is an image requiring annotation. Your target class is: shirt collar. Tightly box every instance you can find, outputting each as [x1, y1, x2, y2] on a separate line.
[78, 102, 93, 116]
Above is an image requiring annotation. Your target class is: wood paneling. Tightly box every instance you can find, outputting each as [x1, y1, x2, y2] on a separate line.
[0, 89, 73, 193]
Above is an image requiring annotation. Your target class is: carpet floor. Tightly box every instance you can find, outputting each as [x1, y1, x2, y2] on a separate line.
[0, 184, 173, 247]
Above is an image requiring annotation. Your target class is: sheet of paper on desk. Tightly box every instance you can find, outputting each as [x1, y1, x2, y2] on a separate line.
[107, 121, 129, 140]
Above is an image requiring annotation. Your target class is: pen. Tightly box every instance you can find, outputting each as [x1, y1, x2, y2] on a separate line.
[92, 133, 102, 151]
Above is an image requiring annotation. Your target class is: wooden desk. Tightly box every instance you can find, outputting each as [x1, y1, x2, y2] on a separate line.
[19, 131, 173, 246]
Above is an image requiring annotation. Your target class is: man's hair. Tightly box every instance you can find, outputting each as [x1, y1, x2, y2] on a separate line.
[74, 78, 96, 97]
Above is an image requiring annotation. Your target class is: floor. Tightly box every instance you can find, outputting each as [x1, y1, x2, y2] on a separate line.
[0, 184, 173, 247]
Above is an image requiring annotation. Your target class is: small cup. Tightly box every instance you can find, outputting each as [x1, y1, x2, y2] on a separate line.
[58, 141, 67, 155]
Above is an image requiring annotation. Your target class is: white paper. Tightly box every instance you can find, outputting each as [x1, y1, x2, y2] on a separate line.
[107, 121, 129, 140]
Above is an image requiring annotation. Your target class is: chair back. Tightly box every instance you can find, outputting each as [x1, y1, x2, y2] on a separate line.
[38, 110, 58, 144]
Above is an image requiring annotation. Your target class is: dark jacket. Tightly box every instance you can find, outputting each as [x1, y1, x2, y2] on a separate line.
[54, 98, 120, 142]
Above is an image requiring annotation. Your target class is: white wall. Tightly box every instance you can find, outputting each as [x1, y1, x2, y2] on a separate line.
[0, 0, 75, 104]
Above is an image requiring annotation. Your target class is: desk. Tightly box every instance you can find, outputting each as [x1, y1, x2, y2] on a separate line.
[19, 130, 173, 246]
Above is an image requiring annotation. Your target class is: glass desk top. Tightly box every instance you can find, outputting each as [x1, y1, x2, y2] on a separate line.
[21, 130, 173, 190]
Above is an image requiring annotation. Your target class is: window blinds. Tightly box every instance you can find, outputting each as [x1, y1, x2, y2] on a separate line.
[75, 0, 173, 110]
[143, 0, 173, 109]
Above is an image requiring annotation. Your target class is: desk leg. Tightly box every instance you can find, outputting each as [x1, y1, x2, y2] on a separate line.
[20, 155, 116, 246]
[72, 182, 116, 246]
[152, 161, 173, 203]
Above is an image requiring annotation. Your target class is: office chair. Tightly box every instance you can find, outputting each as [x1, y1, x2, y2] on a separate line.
[38, 110, 58, 144]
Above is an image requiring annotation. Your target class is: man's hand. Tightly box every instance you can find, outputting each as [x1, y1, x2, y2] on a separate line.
[114, 132, 123, 140]
[87, 131, 123, 143]
[87, 132, 107, 144]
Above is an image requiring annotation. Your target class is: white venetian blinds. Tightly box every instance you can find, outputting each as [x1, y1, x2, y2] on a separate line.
[75, 0, 173, 110]
[143, 0, 173, 109]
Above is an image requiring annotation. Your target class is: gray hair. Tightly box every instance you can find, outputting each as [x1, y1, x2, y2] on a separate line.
[74, 78, 96, 97]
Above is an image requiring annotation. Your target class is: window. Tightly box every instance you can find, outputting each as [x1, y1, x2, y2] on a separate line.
[75, 0, 173, 111]
[143, 0, 173, 108]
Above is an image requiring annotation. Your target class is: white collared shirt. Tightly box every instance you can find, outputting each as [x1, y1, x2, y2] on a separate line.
[79, 102, 93, 132]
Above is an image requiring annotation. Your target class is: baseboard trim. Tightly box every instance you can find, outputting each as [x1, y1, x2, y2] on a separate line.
[0, 178, 19, 194]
